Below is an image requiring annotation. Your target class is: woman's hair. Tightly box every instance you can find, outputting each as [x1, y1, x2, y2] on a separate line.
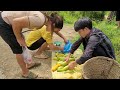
[42, 12, 63, 29]
[49, 12, 63, 29]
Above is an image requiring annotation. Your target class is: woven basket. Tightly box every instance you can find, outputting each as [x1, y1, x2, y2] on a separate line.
[82, 56, 120, 79]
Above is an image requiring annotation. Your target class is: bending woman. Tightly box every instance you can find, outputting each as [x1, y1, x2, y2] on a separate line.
[26, 13, 68, 59]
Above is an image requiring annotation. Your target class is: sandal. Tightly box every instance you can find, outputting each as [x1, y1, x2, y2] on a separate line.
[33, 53, 49, 59]
[26, 62, 41, 69]
[22, 71, 38, 79]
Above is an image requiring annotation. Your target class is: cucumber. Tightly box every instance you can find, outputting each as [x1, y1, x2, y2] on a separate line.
[69, 58, 75, 61]
[63, 66, 69, 71]
[57, 65, 69, 72]
[70, 54, 73, 57]
[57, 61, 68, 66]
[58, 57, 65, 61]
[51, 64, 61, 72]
[65, 70, 75, 73]
[58, 53, 65, 57]
[53, 57, 58, 61]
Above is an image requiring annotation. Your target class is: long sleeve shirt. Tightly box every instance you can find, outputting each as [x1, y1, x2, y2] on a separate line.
[70, 28, 116, 65]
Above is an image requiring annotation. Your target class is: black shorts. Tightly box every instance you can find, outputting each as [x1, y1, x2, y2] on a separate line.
[27, 37, 46, 50]
[0, 12, 23, 54]
[116, 11, 120, 21]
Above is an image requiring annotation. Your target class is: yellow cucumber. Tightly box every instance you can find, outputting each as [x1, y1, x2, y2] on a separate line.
[51, 64, 61, 72]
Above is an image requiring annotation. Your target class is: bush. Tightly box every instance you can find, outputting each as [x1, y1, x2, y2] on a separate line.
[57, 11, 106, 24]
[58, 11, 82, 24]
[80, 11, 105, 21]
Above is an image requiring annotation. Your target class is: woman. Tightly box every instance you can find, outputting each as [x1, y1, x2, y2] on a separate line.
[26, 13, 67, 59]
[25, 13, 68, 59]
[0, 11, 61, 78]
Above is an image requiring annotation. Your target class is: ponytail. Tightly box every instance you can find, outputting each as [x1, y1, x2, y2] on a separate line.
[50, 12, 58, 23]
[50, 12, 63, 29]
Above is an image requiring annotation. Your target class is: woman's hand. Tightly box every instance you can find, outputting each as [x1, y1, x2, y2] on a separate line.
[64, 38, 68, 44]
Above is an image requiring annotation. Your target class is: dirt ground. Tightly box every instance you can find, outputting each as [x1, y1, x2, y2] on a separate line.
[0, 25, 77, 79]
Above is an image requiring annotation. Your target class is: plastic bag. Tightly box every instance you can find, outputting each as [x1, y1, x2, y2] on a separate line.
[62, 40, 72, 54]
[22, 46, 33, 64]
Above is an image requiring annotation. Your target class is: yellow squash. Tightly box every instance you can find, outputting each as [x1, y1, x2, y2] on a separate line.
[52, 63, 61, 72]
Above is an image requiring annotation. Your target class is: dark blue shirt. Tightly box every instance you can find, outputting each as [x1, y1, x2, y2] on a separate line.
[70, 28, 116, 65]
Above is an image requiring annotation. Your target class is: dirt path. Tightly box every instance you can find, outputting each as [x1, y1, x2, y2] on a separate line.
[0, 24, 77, 79]
[0, 38, 52, 79]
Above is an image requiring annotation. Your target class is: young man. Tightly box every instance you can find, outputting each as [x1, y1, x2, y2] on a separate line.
[65, 18, 116, 70]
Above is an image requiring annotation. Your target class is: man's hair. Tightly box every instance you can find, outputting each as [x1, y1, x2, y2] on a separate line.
[50, 12, 63, 29]
[74, 17, 92, 32]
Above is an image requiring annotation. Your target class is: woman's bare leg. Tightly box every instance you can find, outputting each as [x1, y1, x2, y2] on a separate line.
[33, 42, 49, 59]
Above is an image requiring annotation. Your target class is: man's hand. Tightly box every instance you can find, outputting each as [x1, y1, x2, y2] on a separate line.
[65, 55, 70, 63]
[68, 61, 77, 70]
[65, 53, 71, 63]
[17, 38, 26, 47]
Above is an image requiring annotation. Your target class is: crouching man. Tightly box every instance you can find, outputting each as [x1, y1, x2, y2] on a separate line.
[65, 18, 116, 70]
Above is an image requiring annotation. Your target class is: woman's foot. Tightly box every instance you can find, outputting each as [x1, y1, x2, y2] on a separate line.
[33, 52, 49, 59]
[26, 62, 41, 69]
[21, 71, 38, 79]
